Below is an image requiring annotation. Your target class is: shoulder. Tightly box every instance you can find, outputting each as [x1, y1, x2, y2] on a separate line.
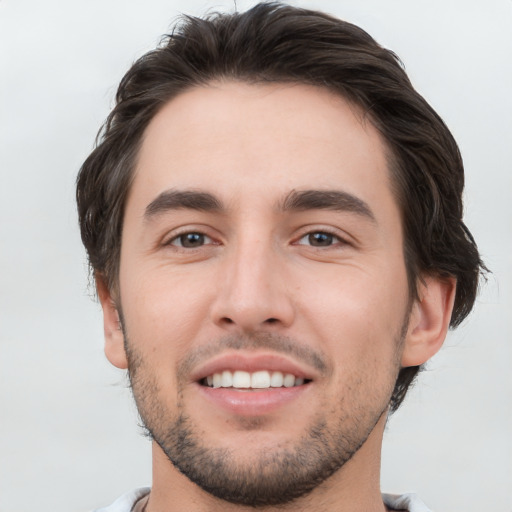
[382, 492, 433, 512]
[92, 487, 151, 512]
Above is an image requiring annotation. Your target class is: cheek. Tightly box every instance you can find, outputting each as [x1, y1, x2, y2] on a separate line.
[119, 265, 214, 364]
[296, 265, 408, 368]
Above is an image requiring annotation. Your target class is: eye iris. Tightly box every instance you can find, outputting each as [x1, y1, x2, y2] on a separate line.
[309, 232, 333, 246]
[180, 233, 204, 247]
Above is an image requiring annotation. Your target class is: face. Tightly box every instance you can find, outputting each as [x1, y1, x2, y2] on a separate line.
[113, 82, 413, 506]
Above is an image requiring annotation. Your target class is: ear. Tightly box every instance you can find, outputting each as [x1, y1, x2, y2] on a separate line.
[96, 275, 128, 369]
[401, 275, 457, 367]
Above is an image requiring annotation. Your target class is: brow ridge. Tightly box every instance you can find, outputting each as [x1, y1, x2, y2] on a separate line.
[280, 189, 376, 222]
[144, 188, 375, 223]
[144, 189, 223, 220]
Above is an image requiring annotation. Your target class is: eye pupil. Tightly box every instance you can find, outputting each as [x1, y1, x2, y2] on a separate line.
[309, 232, 333, 246]
[180, 233, 204, 247]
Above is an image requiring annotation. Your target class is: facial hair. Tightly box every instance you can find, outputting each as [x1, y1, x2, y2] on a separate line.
[123, 328, 406, 507]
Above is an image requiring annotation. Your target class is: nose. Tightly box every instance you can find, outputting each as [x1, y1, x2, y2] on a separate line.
[210, 236, 295, 333]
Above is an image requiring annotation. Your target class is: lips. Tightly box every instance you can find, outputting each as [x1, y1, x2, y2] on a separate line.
[191, 352, 315, 385]
[190, 352, 315, 416]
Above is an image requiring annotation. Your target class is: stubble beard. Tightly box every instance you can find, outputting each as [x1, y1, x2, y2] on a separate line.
[123, 329, 406, 508]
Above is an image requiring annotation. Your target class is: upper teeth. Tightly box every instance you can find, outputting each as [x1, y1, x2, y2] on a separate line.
[205, 370, 305, 389]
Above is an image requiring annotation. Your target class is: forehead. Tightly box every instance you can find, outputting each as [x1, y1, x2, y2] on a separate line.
[130, 81, 396, 217]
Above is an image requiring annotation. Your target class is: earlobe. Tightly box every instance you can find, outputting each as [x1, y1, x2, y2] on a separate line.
[401, 276, 457, 367]
[96, 275, 128, 370]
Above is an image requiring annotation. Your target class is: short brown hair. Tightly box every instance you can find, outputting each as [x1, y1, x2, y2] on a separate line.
[76, 2, 486, 411]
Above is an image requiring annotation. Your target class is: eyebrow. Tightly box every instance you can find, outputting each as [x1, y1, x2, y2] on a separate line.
[144, 188, 375, 223]
[144, 190, 223, 220]
[280, 189, 376, 222]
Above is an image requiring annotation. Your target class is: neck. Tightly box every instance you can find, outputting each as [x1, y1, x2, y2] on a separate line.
[146, 412, 389, 512]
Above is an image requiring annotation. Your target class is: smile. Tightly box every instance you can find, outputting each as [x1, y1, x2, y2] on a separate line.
[193, 354, 316, 415]
[202, 370, 308, 389]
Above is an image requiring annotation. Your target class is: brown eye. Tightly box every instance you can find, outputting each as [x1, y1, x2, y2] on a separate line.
[297, 231, 340, 247]
[170, 232, 210, 248]
[308, 232, 334, 246]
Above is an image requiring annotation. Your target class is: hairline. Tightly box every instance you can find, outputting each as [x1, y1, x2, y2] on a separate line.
[101, 78, 420, 308]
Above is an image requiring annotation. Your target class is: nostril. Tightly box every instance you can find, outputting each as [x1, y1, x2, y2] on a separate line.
[216, 315, 284, 329]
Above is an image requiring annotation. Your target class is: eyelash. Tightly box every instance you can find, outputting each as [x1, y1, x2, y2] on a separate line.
[294, 229, 348, 248]
[166, 231, 215, 249]
[165, 228, 348, 250]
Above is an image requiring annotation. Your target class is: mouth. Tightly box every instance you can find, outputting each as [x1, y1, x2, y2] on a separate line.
[200, 370, 311, 389]
[191, 352, 316, 415]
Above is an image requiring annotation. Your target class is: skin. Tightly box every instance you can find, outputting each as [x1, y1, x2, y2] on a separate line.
[98, 82, 455, 512]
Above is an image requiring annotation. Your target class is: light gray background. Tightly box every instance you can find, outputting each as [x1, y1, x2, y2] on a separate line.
[1, 1, 511, 511]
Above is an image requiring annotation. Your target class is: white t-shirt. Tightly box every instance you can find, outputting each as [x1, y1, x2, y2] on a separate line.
[93, 488, 433, 512]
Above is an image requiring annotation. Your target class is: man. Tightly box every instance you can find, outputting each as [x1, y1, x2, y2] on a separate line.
[76, 3, 484, 511]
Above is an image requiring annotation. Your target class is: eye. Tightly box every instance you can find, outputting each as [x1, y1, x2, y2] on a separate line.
[296, 231, 343, 247]
[168, 232, 212, 248]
